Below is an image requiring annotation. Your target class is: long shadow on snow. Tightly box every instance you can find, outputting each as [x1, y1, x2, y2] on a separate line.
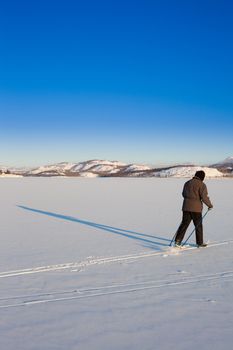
[17, 205, 170, 250]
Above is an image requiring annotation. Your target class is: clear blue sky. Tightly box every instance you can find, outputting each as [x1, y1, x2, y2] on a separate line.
[1, 0, 232, 167]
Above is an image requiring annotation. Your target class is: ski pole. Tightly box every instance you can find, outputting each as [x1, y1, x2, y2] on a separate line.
[169, 230, 178, 246]
[181, 208, 210, 246]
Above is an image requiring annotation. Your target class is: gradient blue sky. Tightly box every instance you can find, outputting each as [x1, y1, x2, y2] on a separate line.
[1, 0, 233, 167]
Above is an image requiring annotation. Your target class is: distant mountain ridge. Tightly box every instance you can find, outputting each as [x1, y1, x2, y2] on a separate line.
[211, 157, 233, 174]
[1, 157, 233, 178]
[23, 160, 152, 177]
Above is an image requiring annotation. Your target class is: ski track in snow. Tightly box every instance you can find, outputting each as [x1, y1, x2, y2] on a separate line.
[1, 269, 233, 309]
[0, 239, 233, 309]
[0, 239, 232, 279]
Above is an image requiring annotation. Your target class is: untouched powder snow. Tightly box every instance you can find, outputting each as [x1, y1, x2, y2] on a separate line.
[0, 177, 233, 350]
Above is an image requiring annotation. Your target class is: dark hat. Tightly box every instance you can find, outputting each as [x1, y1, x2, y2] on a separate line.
[195, 170, 205, 181]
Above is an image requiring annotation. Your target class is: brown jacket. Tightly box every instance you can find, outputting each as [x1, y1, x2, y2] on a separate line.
[182, 176, 213, 212]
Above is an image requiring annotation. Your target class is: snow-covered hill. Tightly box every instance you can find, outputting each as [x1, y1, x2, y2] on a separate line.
[17, 160, 225, 178]
[211, 156, 233, 174]
[27, 162, 77, 176]
[152, 166, 223, 178]
[0, 168, 22, 177]
[214, 156, 233, 165]
[0, 173, 22, 178]
[2, 157, 233, 178]
[23, 160, 152, 177]
[25, 160, 127, 177]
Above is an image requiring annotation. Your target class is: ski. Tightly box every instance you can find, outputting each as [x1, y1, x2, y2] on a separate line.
[170, 239, 233, 253]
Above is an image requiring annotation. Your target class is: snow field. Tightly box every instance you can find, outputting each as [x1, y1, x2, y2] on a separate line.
[0, 178, 233, 350]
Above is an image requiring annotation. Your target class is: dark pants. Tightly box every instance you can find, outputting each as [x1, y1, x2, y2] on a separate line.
[175, 211, 203, 245]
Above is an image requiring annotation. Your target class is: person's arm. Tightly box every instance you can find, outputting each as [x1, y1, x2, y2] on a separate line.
[200, 183, 213, 208]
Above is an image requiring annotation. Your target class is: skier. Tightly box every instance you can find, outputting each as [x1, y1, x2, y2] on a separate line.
[174, 170, 213, 247]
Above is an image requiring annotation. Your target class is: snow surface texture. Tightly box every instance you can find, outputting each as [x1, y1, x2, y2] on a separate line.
[0, 178, 233, 350]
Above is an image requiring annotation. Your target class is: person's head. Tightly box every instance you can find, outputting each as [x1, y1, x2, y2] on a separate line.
[194, 170, 205, 181]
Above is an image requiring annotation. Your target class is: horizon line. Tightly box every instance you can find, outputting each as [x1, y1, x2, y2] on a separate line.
[1, 157, 230, 170]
